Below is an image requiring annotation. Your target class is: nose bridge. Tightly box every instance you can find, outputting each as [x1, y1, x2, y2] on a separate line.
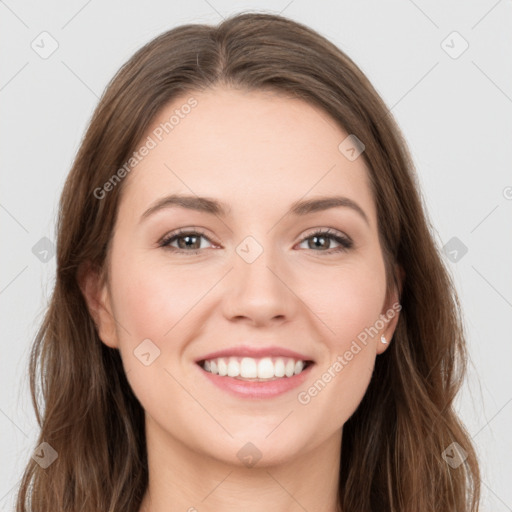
[223, 234, 295, 324]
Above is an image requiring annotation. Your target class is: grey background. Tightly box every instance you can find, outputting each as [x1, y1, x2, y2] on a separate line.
[1, 1, 511, 510]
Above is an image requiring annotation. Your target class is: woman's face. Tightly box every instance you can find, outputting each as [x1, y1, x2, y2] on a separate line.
[88, 86, 400, 467]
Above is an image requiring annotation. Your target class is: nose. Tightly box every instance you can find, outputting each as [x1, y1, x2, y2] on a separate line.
[221, 244, 298, 327]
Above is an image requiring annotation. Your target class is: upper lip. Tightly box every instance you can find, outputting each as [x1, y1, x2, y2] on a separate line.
[195, 345, 315, 363]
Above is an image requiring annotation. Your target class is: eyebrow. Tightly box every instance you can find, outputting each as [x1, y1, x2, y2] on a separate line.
[140, 193, 370, 226]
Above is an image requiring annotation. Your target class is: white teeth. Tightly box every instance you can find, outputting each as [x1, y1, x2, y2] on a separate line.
[227, 357, 240, 377]
[285, 358, 295, 377]
[240, 357, 258, 378]
[218, 358, 228, 376]
[258, 357, 274, 379]
[274, 358, 285, 377]
[200, 356, 310, 379]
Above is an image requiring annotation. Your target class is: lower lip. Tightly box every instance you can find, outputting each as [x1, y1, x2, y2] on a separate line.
[197, 363, 314, 399]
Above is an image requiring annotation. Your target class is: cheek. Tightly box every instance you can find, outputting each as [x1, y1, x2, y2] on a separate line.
[296, 256, 386, 426]
[107, 253, 208, 412]
[110, 251, 210, 343]
[306, 258, 386, 348]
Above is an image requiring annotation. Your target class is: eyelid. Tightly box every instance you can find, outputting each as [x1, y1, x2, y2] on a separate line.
[299, 226, 350, 241]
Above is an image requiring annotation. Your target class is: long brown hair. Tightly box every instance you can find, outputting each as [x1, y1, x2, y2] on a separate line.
[16, 11, 480, 511]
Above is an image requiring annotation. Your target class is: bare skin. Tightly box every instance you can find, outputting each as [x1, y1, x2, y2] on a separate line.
[81, 85, 401, 512]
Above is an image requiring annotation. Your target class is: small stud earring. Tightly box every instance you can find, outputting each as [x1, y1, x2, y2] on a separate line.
[380, 335, 387, 344]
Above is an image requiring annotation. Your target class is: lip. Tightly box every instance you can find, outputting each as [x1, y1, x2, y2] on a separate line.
[197, 361, 315, 399]
[194, 345, 315, 364]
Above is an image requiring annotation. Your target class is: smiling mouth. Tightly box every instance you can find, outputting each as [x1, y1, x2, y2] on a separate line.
[197, 356, 314, 381]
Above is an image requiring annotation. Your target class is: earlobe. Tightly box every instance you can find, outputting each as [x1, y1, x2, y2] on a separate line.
[377, 306, 399, 354]
[77, 262, 119, 349]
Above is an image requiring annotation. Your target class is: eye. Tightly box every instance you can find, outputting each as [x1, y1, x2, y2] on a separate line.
[297, 228, 353, 254]
[158, 227, 353, 255]
[159, 228, 215, 254]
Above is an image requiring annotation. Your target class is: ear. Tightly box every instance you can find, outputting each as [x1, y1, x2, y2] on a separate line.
[377, 264, 404, 354]
[77, 262, 119, 349]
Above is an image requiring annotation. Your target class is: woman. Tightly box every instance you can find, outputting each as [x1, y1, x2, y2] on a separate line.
[16, 11, 480, 512]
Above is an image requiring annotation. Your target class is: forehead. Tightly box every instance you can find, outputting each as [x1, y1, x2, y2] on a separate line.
[119, 86, 376, 226]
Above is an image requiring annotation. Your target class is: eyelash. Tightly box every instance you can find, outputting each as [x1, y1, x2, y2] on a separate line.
[158, 227, 353, 255]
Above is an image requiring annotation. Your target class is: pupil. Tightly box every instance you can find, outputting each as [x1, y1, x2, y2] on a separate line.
[311, 235, 327, 249]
